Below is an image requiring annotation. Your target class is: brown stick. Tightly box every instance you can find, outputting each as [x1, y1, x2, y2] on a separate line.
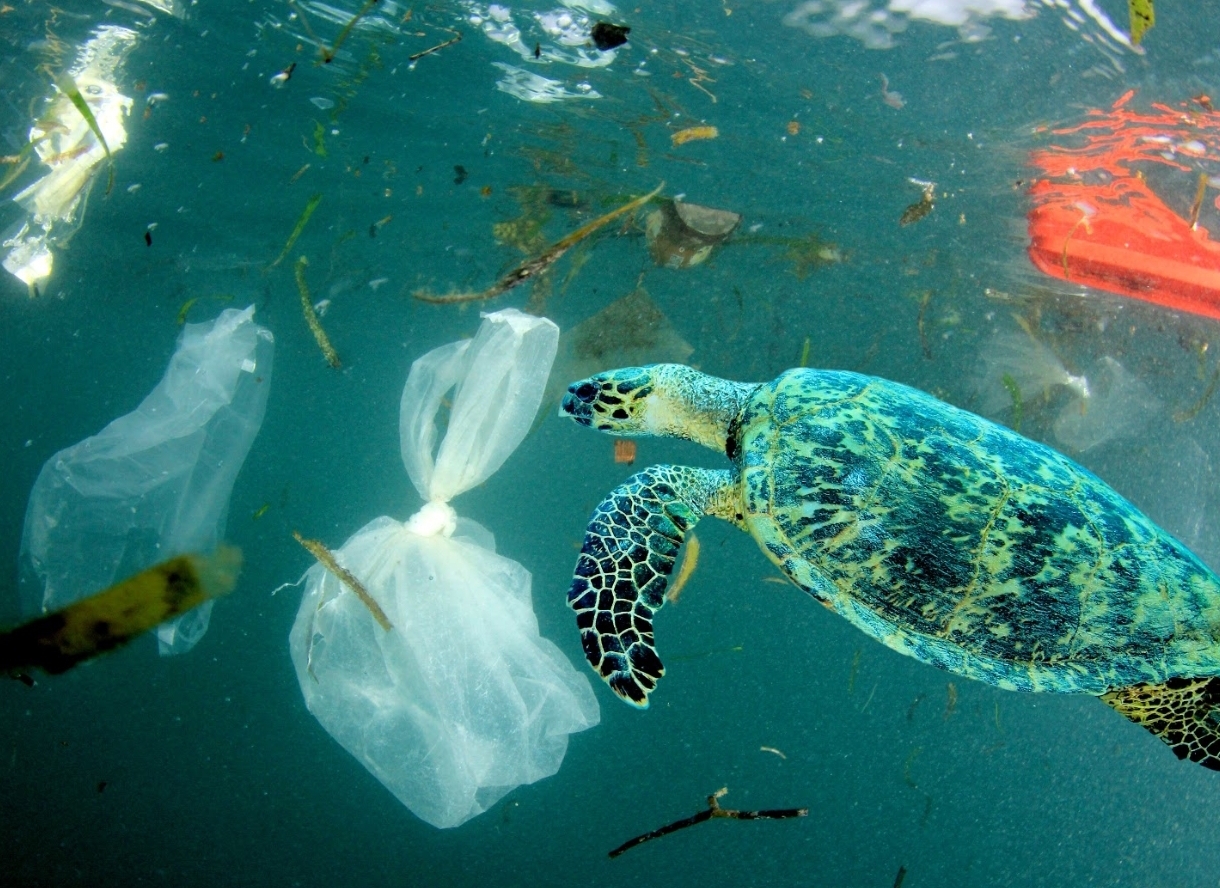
[608, 787, 807, 858]
[415, 183, 663, 305]
[293, 531, 391, 631]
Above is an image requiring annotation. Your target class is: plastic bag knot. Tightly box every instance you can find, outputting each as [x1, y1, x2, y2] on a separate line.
[405, 500, 458, 538]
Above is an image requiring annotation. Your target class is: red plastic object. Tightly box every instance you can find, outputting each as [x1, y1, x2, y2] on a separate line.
[1027, 90, 1220, 320]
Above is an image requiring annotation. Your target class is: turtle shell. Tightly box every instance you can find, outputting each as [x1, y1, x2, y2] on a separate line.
[734, 368, 1220, 693]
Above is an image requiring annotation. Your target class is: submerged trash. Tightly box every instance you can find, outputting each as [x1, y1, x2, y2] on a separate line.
[21, 307, 273, 655]
[645, 199, 741, 268]
[272, 193, 322, 268]
[288, 309, 598, 829]
[415, 183, 662, 304]
[608, 787, 807, 858]
[0, 548, 241, 676]
[3, 25, 137, 293]
[1027, 90, 1220, 320]
[591, 22, 630, 51]
[900, 179, 935, 225]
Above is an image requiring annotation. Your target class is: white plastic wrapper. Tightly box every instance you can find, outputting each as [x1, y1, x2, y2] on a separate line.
[20, 306, 273, 654]
[290, 309, 599, 829]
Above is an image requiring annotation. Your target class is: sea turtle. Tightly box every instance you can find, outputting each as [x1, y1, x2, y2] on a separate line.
[560, 363, 1220, 768]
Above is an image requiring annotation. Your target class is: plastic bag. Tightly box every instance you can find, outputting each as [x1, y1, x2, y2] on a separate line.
[20, 306, 273, 654]
[289, 309, 599, 829]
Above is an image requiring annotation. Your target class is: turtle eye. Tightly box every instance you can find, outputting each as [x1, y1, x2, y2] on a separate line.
[571, 381, 599, 403]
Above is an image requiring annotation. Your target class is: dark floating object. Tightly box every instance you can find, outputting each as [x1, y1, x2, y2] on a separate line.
[646, 199, 741, 269]
[144, 230, 152, 247]
[608, 787, 807, 858]
[591, 22, 630, 51]
[0, 547, 240, 677]
[454, 164, 468, 185]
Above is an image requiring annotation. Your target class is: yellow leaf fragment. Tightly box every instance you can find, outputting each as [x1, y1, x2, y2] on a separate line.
[1129, 0, 1153, 46]
[671, 126, 719, 147]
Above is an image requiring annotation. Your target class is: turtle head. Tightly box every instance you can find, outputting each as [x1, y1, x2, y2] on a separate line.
[561, 364, 755, 452]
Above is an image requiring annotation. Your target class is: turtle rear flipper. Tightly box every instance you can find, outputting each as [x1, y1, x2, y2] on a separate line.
[1102, 677, 1220, 769]
[567, 465, 733, 707]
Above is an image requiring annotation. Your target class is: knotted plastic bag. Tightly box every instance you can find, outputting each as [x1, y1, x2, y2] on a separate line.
[289, 309, 599, 829]
[20, 306, 273, 654]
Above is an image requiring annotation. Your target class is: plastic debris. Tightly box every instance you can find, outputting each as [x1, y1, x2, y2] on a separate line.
[2, 25, 137, 293]
[20, 307, 273, 655]
[1027, 90, 1220, 320]
[288, 309, 598, 829]
[646, 198, 741, 268]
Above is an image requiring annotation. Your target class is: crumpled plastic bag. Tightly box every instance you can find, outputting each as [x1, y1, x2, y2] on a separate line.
[289, 308, 599, 829]
[20, 306, 273, 654]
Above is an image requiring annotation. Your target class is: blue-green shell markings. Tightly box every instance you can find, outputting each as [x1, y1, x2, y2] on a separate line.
[562, 364, 1220, 769]
[742, 370, 1220, 695]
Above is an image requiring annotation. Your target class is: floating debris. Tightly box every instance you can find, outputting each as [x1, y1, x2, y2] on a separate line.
[614, 438, 637, 465]
[944, 682, 958, 719]
[293, 531, 390, 631]
[409, 31, 462, 63]
[608, 787, 807, 859]
[671, 125, 719, 147]
[270, 62, 296, 87]
[0, 547, 240, 676]
[57, 73, 115, 196]
[759, 746, 787, 760]
[271, 192, 322, 268]
[893, 865, 908, 888]
[322, 0, 379, 63]
[1128, 0, 1153, 46]
[900, 178, 935, 225]
[879, 74, 904, 110]
[591, 22, 630, 51]
[665, 533, 700, 604]
[293, 257, 342, 369]
[645, 199, 740, 268]
[414, 183, 662, 304]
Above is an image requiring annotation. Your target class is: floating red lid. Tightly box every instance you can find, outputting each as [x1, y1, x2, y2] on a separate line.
[1027, 89, 1220, 320]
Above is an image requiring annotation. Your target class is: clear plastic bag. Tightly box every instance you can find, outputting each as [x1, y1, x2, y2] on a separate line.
[20, 306, 273, 654]
[289, 309, 599, 829]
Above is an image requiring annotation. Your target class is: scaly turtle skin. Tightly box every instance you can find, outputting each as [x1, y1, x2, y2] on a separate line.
[561, 364, 1220, 769]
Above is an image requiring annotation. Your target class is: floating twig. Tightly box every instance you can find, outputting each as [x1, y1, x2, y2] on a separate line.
[415, 183, 663, 304]
[293, 531, 391, 630]
[322, 0, 379, 63]
[294, 257, 342, 369]
[608, 787, 807, 858]
[759, 746, 787, 760]
[409, 31, 462, 62]
[272, 192, 322, 268]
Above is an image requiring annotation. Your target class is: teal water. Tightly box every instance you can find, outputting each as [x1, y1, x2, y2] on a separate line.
[3, 0, 1220, 884]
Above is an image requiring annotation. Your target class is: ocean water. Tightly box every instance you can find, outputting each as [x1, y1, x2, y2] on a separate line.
[3, 0, 1220, 884]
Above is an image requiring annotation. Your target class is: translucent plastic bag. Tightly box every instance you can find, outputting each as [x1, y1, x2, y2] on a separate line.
[20, 306, 273, 654]
[289, 309, 599, 829]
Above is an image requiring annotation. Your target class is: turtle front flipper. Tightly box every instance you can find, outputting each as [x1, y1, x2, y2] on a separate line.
[567, 465, 734, 707]
[1102, 678, 1220, 769]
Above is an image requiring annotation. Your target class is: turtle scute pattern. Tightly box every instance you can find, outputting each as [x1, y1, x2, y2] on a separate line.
[566, 465, 725, 707]
[1103, 678, 1220, 769]
[737, 369, 1220, 694]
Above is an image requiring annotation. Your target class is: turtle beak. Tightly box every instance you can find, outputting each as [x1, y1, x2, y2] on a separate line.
[560, 379, 598, 426]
